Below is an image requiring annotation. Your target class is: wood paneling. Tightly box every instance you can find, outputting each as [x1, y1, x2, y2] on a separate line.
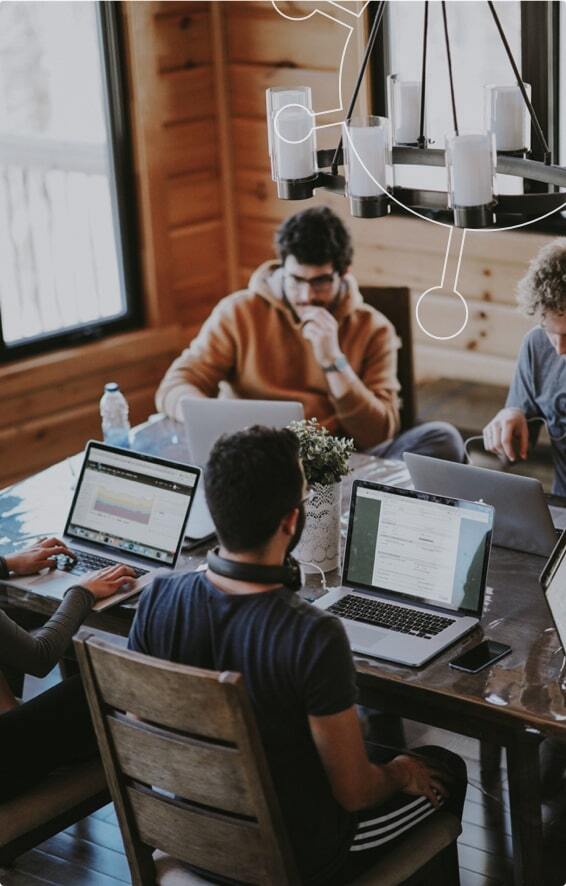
[225, 8, 345, 70]
[170, 220, 226, 289]
[166, 172, 222, 229]
[0, 328, 181, 484]
[0, 388, 157, 486]
[161, 118, 219, 176]
[158, 67, 214, 125]
[412, 294, 532, 359]
[154, 9, 212, 72]
[233, 118, 271, 172]
[229, 64, 339, 119]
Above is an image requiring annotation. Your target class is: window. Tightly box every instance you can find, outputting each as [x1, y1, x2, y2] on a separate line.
[0, 1, 140, 361]
[373, 0, 562, 215]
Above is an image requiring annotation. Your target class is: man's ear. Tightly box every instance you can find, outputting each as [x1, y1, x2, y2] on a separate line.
[280, 506, 299, 538]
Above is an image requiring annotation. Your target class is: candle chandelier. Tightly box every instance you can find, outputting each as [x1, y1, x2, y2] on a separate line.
[265, 0, 566, 229]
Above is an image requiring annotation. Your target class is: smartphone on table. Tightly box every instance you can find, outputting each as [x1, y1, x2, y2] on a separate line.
[449, 640, 512, 674]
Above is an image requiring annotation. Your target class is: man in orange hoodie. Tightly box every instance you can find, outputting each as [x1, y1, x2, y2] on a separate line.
[156, 206, 464, 461]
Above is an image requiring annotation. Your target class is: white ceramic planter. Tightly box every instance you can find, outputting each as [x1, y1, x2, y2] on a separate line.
[294, 481, 341, 573]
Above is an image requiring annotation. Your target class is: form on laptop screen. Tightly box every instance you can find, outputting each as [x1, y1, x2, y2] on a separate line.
[344, 484, 493, 615]
[65, 445, 198, 565]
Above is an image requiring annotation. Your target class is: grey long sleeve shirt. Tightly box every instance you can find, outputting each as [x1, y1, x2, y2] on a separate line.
[0, 556, 94, 677]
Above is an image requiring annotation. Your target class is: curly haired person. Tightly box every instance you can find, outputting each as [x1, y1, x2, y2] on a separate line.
[483, 239, 566, 494]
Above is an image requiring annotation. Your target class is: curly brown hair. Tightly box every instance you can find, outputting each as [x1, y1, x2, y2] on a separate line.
[275, 206, 353, 275]
[517, 238, 566, 317]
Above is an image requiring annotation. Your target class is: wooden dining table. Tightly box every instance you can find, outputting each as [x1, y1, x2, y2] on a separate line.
[1, 415, 566, 886]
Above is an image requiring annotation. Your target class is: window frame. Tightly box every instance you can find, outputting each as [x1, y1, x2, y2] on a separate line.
[369, 0, 564, 233]
[0, 1, 143, 364]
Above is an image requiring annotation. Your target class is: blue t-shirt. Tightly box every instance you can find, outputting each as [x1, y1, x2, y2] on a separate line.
[506, 327, 566, 495]
[128, 572, 358, 884]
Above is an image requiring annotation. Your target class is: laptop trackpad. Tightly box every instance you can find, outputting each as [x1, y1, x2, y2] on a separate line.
[10, 571, 71, 600]
[345, 623, 388, 651]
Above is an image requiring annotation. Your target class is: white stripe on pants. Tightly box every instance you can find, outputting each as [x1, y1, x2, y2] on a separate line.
[350, 795, 440, 852]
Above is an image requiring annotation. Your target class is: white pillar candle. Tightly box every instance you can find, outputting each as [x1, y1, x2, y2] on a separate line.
[447, 133, 494, 207]
[274, 105, 316, 180]
[389, 77, 422, 145]
[266, 87, 316, 182]
[345, 123, 387, 197]
[485, 84, 530, 152]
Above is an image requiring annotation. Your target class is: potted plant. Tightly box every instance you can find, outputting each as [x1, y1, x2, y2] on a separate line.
[288, 418, 354, 573]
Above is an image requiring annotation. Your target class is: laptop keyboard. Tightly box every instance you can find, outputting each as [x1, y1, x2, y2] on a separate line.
[327, 595, 455, 640]
[58, 552, 149, 579]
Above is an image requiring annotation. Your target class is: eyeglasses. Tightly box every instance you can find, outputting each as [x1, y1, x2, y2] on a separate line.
[284, 271, 338, 295]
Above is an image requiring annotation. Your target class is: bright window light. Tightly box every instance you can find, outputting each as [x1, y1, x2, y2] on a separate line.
[0, 1, 126, 347]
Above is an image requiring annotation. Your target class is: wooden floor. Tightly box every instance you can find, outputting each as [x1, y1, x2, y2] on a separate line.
[2, 719, 566, 885]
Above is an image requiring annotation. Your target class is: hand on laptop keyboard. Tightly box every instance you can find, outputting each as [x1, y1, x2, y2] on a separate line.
[77, 564, 138, 601]
[5, 538, 76, 577]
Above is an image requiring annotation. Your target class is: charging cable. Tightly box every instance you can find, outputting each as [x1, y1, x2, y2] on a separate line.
[295, 558, 328, 599]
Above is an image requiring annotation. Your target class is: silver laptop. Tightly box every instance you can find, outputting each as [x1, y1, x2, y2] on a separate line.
[314, 480, 493, 667]
[540, 530, 566, 657]
[3, 441, 200, 610]
[405, 452, 558, 558]
[181, 398, 304, 539]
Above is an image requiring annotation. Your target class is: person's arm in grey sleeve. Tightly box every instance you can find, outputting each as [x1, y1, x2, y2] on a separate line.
[506, 333, 540, 416]
[0, 586, 95, 678]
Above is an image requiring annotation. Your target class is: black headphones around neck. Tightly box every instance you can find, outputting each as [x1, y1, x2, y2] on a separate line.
[207, 547, 302, 591]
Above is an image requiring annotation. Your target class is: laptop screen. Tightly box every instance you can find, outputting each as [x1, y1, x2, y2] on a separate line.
[541, 531, 566, 654]
[65, 443, 199, 566]
[343, 482, 493, 615]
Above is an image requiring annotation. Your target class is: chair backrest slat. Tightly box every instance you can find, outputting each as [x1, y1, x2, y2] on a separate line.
[127, 785, 265, 883]
[359, 285, 416, 431]
[109, 714, 255, 816]
[86, 641, 241, 739]
[74, 630, 299, 886]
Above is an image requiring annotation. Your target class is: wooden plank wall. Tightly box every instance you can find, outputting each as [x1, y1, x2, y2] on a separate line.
[123, 0, 231, 332]
[222, 1, 548, 387]
[0, 328, 180, 488]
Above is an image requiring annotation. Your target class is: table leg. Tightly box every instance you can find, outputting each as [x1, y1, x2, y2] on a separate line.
[480, 740, 501, 782]
[506, 731, 544, 886]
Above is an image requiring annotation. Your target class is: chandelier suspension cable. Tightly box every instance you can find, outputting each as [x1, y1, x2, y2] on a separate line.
[330, 0, 386, 174]
[487, 0, 551, 163]
[417, 0, 429, 149]
[441, 1, 459, 135]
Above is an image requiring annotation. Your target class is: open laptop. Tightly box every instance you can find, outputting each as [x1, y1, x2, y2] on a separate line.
[314, 480, 493, 667]
[2, 441, 200, 610]
[540, 529, 566, 658]
[181, 398, 304, 540]
[405, 452, 559, 558]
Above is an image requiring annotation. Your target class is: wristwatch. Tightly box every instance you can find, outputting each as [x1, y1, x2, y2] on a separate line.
[322, 353, 349, 374]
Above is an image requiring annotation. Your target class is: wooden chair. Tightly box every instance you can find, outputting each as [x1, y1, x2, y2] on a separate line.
[0, 758, 108, 866]
[75, 629, 462, 886]
[359, 286, 416, 432]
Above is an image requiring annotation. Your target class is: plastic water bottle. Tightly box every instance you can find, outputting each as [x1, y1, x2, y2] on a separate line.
[100, 382, 131, 449]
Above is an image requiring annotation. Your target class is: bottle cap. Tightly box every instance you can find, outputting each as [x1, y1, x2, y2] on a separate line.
[104, 382, 120, 392]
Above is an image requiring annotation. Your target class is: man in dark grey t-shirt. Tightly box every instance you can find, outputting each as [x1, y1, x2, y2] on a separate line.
[484, 239, 566, 495]
[129, 427, 466, 885]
